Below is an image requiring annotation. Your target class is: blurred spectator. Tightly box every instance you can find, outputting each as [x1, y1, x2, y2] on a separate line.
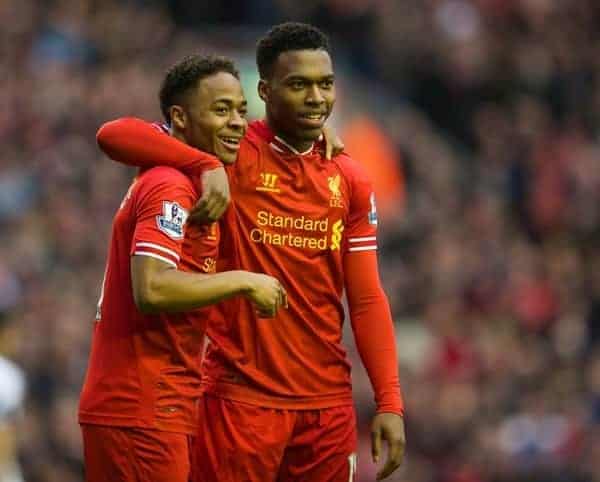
[1, 0, 600, 481]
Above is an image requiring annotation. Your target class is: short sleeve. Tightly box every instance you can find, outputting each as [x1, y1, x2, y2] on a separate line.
[130, 168, 197, 268]
[344, 163, 378, 254]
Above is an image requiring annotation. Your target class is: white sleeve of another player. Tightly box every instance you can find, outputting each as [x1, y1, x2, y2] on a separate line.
[0, 356, 26, 418]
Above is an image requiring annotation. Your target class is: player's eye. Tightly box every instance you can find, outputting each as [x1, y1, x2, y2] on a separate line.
[289, 80, 305, 90]
[215, 106, 229, 115]
[239, 108, 248, 118]
[320, 79, 334, 89]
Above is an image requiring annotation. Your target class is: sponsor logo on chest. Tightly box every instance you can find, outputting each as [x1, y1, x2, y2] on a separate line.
[249, 168, 347, 251]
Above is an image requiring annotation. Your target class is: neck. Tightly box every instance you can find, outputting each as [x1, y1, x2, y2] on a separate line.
[266, 119, 314, 154]
[171, 129, 186, 144]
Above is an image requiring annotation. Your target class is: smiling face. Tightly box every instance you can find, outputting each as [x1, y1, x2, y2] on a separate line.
[170, 71, 247, 164]
[259, 49, 335, 152]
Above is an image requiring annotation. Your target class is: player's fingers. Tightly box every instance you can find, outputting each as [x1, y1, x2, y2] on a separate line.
[202, 195, 218, 218]
[376, 455, 401, 480]
[371, 425, 382, 464]
[211, 198, 228, 220]
[189, 205, 210, 225]
[281, 288, 288, 309]
[206, 202, 224, 222]
[333, 138, 345, 157]
[326, 139, 333, 160]
[376, 436, 405, 480]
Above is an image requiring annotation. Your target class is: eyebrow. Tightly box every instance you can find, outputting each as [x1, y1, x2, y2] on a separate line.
[212, 98, 247, 106]
[284, 74, 335, 82]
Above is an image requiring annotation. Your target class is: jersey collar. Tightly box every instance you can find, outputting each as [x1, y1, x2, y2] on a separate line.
[251, 120, 315, 156]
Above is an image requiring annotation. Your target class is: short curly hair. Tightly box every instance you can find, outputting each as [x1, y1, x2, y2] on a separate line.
[256, 22, 331, 79]
[159, 55, 239, 124]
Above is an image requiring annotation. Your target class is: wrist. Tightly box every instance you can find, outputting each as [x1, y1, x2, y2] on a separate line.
[233, 271, 255, 296]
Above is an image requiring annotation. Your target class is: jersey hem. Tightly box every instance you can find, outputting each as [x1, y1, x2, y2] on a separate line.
[78, 412, 197, 435]
[202, 381, 354, 410]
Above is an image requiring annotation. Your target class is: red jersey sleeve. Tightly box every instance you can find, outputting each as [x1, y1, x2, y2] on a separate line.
[131, 167, 197, 268]
[97, 117, 221, 176]
[343, 160, 404, 416]
[343, 163, 378, 254]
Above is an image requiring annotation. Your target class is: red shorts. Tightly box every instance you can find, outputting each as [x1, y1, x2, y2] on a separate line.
[81, 424, 193, 482]
[193, 395, 358, 482]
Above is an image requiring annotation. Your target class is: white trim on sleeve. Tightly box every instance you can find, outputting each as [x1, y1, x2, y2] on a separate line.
[348, 236, 377, 243]
[348, 246, 377, 252]
[135, 242, 180, 261]
[133, 251, 177, 268]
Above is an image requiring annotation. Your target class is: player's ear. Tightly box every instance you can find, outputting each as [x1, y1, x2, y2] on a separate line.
[258, 79, 269, 102]
[170, 105, 186, 131]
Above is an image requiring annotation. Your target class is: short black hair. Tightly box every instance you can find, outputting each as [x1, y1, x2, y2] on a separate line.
[256, 22, 331, 79]
[159, 54, 239, 123]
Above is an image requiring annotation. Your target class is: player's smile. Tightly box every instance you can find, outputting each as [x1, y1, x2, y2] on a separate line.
[217, 134, 242, 152]
[176, 71, 247, 165]
[260, 49, 335, 153]
[298, 111, 327, 128]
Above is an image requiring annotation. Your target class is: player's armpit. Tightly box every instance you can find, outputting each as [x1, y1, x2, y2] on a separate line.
[96, 117, 222, 175]
[344, 250, 404, 416]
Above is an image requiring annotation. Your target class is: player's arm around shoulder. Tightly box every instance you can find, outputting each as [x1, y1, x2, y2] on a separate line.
[97, 118, 230, 223]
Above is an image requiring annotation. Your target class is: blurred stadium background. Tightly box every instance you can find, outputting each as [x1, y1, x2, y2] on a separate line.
[1, 0, 600, 481]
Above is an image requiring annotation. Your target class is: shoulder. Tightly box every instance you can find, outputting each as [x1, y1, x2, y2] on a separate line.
[242, 120, 271, 149]
[333, 153, 373, 193]
[137, 166, 197, 196]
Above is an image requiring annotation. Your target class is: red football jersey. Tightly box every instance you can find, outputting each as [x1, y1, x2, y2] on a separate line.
[79, 166, 219, 434]
[202, 121, 380, 409]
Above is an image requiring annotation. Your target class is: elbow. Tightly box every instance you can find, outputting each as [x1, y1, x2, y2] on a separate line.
[96, 117, 136, 154]
[133, 279, 163, 315]
[96, 120, 118, 150]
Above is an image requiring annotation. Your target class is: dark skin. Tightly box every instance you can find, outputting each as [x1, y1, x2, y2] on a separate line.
[170, 72, 247, 223]
[259, 48, 406, 480]
[130, 72, 286, 317]
[259, 49, 336, 153]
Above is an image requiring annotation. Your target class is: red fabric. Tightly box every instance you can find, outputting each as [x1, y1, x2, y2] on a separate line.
[97, 118, 222, 176]
[79, 167, 219, 434]
[81, 424, 193, 482]
[344, 251, 404, 415]
[192, 395, 357, 482]
[96, 117, 404, 415]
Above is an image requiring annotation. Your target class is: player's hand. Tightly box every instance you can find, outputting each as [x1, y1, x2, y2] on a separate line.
[371, 413, 406, 480]
[322, 125, 344, 160]
[244, 273, 287, 318]
[189, 167, 230, 225]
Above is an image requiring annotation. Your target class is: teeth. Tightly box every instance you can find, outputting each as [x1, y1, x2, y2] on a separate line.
[303, 114, 322, 119]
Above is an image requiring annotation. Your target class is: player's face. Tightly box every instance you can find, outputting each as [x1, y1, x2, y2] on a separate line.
[178, 71, 247, 164]
[260, 49, 335, 149]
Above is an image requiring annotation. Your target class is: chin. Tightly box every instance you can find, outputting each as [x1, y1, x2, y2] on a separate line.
[219, 153, 237, 165]
[299, 127, 323, 141]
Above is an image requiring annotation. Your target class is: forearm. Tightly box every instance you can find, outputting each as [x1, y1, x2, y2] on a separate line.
[97, 117, 221, 174]
[345, 252, 404, 415]
[351, 293, 403, 415]
[140, 269, 251, 313]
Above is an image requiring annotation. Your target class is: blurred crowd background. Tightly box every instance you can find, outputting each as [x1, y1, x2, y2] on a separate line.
[1, 0, 600, 481]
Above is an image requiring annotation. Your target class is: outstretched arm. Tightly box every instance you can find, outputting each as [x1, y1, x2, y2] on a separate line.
[97, 118, 220, 174]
